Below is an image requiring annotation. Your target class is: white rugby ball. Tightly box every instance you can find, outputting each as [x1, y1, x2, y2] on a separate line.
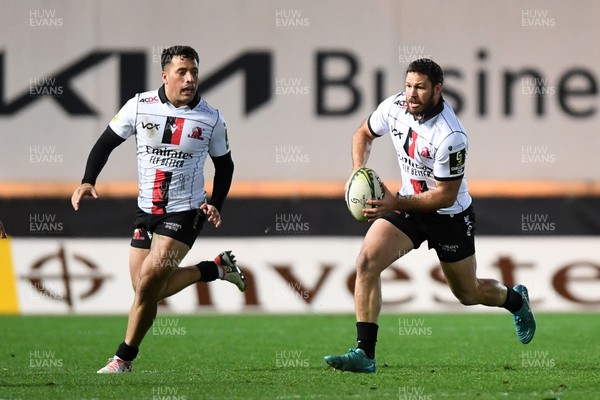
[345, 168, 385, 222]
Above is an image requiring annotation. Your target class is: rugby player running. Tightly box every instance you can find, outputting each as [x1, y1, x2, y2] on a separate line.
[71, 45, 245, 373]
[324, 59, 535, 373]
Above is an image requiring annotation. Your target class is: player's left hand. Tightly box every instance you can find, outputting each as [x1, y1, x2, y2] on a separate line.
[200, 203, 222, 228]
[363, 182, 397, 222]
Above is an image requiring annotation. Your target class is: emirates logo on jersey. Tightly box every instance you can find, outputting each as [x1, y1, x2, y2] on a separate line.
[187, 127, 204, 140]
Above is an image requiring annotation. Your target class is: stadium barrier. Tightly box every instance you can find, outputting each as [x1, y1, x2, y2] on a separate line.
[1, 196, 600, 237]
[2, 236, 599, 314]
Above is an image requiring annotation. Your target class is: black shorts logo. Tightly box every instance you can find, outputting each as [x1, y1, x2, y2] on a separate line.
[439, 244, 460, 253]
[163, 222, 182, 232]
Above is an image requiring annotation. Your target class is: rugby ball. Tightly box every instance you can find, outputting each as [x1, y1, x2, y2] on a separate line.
[345, 168, 385, 222]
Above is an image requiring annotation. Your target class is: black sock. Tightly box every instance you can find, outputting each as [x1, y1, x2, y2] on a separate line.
[115, 341, 138, 362]
[501, 286, 524, 313]
[356, 322, 378, 359]
[196, 261, 219, 282]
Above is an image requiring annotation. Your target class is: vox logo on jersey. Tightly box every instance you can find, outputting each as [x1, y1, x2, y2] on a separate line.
[141, 121, 160, 131]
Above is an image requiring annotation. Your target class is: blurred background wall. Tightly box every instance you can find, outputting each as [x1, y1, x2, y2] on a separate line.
[0, 0, 599, 187]
[1, 0, 599, 314]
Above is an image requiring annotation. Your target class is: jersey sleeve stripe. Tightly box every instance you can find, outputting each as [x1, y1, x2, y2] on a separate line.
[367, 115, 383, 137]
[435, 174, 464, 182]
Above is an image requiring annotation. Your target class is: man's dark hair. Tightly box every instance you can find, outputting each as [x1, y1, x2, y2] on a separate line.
[406, 58, 444, 86]
[161, 45, 199, 70]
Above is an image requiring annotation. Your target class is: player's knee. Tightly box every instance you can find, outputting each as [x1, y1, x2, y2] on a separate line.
[136, 273, 157, 291]
[135, 284, 161, 305]
[136, 270, 168, 299]
[356, 249, 385, 276]
[455, 291, 480, 306]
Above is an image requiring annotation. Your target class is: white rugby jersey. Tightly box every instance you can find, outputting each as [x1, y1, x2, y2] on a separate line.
[109, 86, 230, 214]
[368, 92, 472, 214]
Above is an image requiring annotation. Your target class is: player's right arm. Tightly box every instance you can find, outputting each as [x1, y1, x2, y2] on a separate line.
[352, 94, 396, 172]
[71, 97, 137, 211]
[71, 128, 125, 210]
[351, 119, 375, 172]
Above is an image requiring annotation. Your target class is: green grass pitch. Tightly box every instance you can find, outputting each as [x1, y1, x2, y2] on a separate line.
[0, 313, 598, 399]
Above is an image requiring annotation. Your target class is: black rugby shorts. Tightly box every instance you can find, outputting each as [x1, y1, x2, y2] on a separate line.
[130, 207, 206, 249]
[381, 206, 476, 263]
